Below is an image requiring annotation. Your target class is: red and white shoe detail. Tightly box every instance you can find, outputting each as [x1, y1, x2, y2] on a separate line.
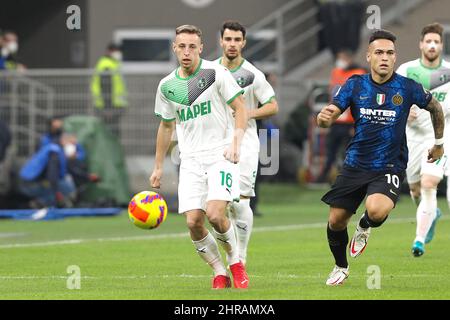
[326, 265, 349, 286]
[212, 275, 231, 289]
[349, 226, 371, 258]
[230, 261, 249, 289]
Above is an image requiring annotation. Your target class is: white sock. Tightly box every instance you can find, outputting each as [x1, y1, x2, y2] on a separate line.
[230, 199, 253, 264]
[213, 224, 240, 266]
[192, 232, 227, 276]
[415, 188, 437, 243]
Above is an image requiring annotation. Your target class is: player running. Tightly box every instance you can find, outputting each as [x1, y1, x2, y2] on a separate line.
[150, 25, 249, 289]
[396, 23, 450, 257]
[217, 20, 279, 266]
[317, 30, 445, 286]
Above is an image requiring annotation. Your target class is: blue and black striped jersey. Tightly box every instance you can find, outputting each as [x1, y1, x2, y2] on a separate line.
[332, 73, 432, 172]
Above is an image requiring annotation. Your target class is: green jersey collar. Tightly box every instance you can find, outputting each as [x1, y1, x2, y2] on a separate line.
[219, 57, 245, 73]
[420, 58, 442, 70]
[176, 59, 203, 80]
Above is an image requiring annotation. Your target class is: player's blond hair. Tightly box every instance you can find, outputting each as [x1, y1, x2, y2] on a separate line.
[175, 25, 203, 42]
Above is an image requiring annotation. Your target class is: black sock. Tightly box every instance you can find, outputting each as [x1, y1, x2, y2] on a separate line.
[327, 224, 348, 268]
[359, 210, 388, 229]
[359, 211, 371, 229]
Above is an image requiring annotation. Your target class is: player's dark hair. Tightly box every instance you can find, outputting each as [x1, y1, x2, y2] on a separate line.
[221, 20, 246, 39]
[421, 22, 443, 41]
[175, 25, 203, 42]
[369, 29, 397, 44]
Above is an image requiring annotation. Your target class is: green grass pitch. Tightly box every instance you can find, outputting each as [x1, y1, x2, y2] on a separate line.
[0, 183, 449, 299]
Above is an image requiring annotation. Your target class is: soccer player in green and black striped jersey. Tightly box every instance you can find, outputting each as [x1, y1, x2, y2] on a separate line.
[217, 21, 279, 266]
[150, 25, 250, 289]
[397, 23, 450, 257]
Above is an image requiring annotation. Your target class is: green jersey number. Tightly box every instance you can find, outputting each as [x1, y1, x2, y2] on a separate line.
[432, 92, 447, 102]
[220, 171, 233, 188]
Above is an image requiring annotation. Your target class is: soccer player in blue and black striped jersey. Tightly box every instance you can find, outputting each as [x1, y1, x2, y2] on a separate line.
[317, 30, 446, 286]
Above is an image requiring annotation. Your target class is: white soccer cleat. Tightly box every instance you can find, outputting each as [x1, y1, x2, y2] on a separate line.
[326, 265, 349, 286]
[349, 225, 371, 258]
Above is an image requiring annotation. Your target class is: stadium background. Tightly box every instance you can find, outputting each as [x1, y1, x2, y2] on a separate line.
[0, 0, 450, 301]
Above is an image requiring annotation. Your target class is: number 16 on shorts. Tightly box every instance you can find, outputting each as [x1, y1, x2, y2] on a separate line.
[219, 163, 240, 202]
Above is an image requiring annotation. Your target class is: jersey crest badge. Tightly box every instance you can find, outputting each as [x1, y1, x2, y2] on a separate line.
[197, 78, 206, 89]
[392, 93, 403, 106]
[376, 93, 386, 105]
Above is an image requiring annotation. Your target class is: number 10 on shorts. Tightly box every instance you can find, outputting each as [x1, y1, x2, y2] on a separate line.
[385, 174, 400, 188]
[220, 171, 233, 188]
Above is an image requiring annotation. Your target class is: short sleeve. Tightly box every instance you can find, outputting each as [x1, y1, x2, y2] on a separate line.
[216, 67, 244, 104]
[331, 76, 357, 112]
[411, 81, 432, 109]
[155, 83, 176, 121]
[254, 72, 276, 105]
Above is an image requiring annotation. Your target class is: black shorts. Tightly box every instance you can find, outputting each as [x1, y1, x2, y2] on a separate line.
[321, 166, 405, 214]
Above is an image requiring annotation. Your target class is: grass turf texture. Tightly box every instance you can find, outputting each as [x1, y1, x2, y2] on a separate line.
[0, 183, 449, 299]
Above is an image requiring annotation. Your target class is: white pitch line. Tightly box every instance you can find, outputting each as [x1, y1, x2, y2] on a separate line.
[0, 273, 444, 281]
[0, 216, 446, 249]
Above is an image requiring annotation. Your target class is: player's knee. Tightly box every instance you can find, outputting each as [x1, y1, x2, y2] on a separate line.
[365, 208, 389, 226]
[186, 215, 204, 232]
[421, 179, 439, 190]
[206, 209, 227, 227]
[328, 216, 348, 231]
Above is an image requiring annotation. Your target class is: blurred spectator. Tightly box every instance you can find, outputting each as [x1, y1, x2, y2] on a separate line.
[19, 117, 100, 208]
[19, 133, 77, 208]
[90, 42, 128, 138]
[40, 116, 65, 147]
[316, 49, 367, 183]
[0, 30, 26, 71]
[63, 133, 100, 192]
[42, 117, 100, 191]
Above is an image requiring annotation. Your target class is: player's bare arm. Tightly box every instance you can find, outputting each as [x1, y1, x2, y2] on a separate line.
[425, 97, 445, 162]
[224, 95, 247, 163]
[150, 120, 176, 188]
[317, 104, 342, 128]
[247, 98, 279, 120]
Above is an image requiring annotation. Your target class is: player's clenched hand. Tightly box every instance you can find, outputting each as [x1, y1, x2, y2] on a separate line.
[149, 168, 163, 189]
[317, 106, 337, 128]
[224, 143, 240, 164]
[427, 145, 444, 163]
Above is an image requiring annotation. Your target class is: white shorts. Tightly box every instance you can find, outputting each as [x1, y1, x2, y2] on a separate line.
[239, 150, 259, 197]
[406, 140, 448, 184]
[178, 154, 240, 214]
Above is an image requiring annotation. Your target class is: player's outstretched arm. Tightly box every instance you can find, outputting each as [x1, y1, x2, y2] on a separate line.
[225, 95, 248, 163]
[317, 104, 342, 128]
[150, 120, 175, 188]
[425, 97, 445, 162]
[249, 98, 279, 120]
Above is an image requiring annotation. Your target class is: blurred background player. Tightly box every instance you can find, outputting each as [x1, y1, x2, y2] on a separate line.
[149, 25, 249, 289]
[217, 20, 279, 266]
[396, 22, 450, 257]
[317, 30, 445, 286]
[91, 43, 128, 138]
[316, 49, 366, 183]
